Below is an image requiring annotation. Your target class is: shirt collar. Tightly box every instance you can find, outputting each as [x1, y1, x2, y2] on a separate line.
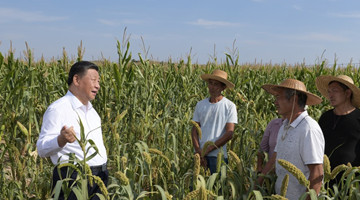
[283, 111, 308, 128]
[66, 90, 93, 111]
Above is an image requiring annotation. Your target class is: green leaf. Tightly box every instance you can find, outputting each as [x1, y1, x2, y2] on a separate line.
[123, 184, 134, 199]
[206, 172, 219, 190]
[154, 185, 167, 200]
[228, 180, 236, 199]
[136, 190, 152, 200]
[52, 180, 65, 200]
[248, 190, 263, 200]
[78, 116, 85, 142]
[16, 121, 28, 137]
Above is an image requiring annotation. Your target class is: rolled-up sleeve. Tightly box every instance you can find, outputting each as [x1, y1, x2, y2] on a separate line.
[36, 107, 62, 157]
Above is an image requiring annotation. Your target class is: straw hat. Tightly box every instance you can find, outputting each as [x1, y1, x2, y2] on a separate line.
[201, 69, 235, 89]
[315, 75, 360, 107]
[262, 79, 322, 105]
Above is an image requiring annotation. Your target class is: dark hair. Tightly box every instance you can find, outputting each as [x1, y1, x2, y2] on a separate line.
[67, 61, 99, 86]
[297, 92, 307, 108]
[284, 89, 307, 108]
[329, 80, 349, 90]
[220, 82, 226, 88]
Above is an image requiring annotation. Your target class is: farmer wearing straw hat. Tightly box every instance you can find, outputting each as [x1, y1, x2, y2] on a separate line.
[191, 69, 238, 174]
[258, 79, 324, 199]
[316, 75, 360, 185]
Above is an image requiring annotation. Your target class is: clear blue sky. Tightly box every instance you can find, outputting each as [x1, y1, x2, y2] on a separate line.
[1, 0, 360, 66]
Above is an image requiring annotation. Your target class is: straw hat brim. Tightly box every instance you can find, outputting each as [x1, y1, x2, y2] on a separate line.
[315, 75, 360, 107]
[261, 84, 322, 106]
[201, 74, 235, 89]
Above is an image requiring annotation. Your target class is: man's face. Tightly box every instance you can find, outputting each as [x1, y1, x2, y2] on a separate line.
[207, 79, 226, 97]
[327, 81, 350, 107]
[75, 69, 100, 104]
[274, 89, 294, 118]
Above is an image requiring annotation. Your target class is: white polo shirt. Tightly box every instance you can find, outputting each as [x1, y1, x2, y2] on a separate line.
[274, 111, 324, 199]
[37, 91, 107, 166]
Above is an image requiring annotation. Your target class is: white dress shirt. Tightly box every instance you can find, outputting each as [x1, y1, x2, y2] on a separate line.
[37, 91, 107, 166]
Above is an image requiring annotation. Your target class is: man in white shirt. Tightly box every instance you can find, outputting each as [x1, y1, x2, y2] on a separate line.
[259, 79, 324, 199]
[37, 61, 108, 199]
[191, 69, 238, 174]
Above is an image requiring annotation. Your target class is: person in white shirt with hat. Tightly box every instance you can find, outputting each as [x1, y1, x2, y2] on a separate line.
[191, 69, 238, 174]
[259, 78, 324, 199]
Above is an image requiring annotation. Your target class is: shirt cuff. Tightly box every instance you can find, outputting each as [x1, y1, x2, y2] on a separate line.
[50, 135, 62, 149]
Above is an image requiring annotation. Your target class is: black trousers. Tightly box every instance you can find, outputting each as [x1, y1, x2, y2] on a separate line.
[51, 164, 109, 200]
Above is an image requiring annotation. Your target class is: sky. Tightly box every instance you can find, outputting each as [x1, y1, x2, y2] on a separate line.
[1, 0, 360, 66]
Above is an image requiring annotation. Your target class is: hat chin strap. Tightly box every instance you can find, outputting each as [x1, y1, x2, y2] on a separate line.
[289, 90, 297, 123]
[282, 90, 297, 141]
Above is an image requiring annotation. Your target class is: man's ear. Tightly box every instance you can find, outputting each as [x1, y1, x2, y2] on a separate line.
[345, 89, 352, 99]
[72, 74, 80, 86]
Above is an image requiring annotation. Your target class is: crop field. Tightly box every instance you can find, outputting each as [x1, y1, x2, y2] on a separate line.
[1, 40, 360, 199]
